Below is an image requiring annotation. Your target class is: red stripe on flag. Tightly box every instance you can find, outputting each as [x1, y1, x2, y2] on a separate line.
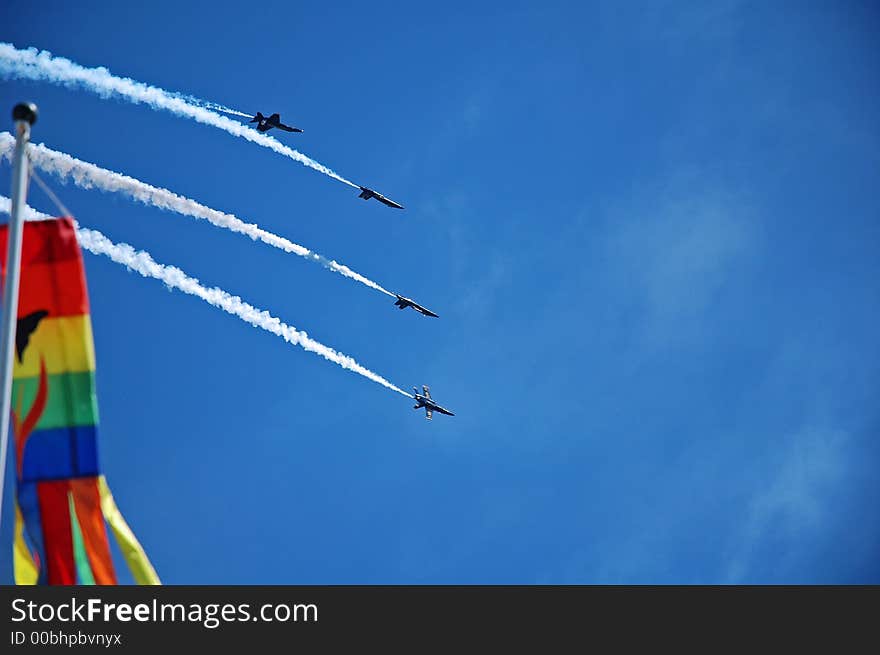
[17, 259, 89, 318]
[1, 218, 88, 319]
[36, 480, 77, 585]
[0, 218, 80, 270]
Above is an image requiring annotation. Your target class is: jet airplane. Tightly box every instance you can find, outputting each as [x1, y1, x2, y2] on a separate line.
[358, 186, 404, 209]
[249, 112, 303, 133]
[394, 294, 439, 318]
[413, 385, 455, 420]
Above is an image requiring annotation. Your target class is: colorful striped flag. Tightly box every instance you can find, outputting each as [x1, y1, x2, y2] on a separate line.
[2, 217, 159, 585]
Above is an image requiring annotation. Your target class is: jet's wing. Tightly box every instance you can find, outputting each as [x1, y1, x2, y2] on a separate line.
[415, 305, 439, 318]
[425, 408, 433, 420]
[377, 195, 405, 209]
[422, 385, 431, 399]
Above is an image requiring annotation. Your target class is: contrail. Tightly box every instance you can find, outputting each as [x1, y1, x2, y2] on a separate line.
[158, 88, 253, 118]
[0, 132, 396, 298]
[181, 98, 253, 119]
[0, 42, 357, 188]
[0, 195, 412, 398]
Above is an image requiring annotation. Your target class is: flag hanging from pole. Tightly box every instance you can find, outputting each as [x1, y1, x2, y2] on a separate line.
[1, 217, 159, 585]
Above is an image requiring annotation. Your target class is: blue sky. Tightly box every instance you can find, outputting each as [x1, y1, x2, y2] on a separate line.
[1, 0, 878, 583]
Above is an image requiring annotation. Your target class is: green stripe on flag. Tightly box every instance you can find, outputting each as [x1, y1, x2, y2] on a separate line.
[68, 491, 96, 585]
[12, 371, 99, 430]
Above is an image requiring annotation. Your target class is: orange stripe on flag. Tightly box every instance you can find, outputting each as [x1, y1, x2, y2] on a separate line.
[70, 478, 117, 585]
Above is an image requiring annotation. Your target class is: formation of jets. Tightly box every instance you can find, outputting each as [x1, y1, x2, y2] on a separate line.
[242, 110, 454, 419]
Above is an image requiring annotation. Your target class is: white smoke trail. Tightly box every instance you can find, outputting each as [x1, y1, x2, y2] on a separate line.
[0, 195, 412, 397]
[180, 97, 253, 119]
[0, 132, 395, 297]
[0, 195, 50, 222]
[157, 88, 252, 117]
[0, 42, 356, 188]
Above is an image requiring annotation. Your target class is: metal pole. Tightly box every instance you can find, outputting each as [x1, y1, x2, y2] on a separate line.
[0, 102, 38, 534]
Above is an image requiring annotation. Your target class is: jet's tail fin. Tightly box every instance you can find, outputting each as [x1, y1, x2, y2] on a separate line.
[250, 112, 263, 123]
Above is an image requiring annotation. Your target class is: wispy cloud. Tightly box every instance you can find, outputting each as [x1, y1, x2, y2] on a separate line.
[725, 427, 849, 583]
[603, 184, 757, 346]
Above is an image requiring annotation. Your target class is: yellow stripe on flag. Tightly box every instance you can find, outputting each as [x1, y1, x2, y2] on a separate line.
[13, 315, 96, 379]
[98, 476, 161, 585]
[14, 503, 39, 585]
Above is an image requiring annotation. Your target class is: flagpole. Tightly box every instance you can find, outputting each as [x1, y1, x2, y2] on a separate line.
[0, 102, 37, 533]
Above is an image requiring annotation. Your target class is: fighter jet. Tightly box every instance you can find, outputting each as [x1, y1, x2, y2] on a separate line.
[358, 186, 404, 209]
[394, 294, 439, 318]
[413, 385, 455, 420]
[249, 112, 303, 133]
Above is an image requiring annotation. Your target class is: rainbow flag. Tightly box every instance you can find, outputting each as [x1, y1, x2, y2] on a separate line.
[2, 217, 159, 585]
